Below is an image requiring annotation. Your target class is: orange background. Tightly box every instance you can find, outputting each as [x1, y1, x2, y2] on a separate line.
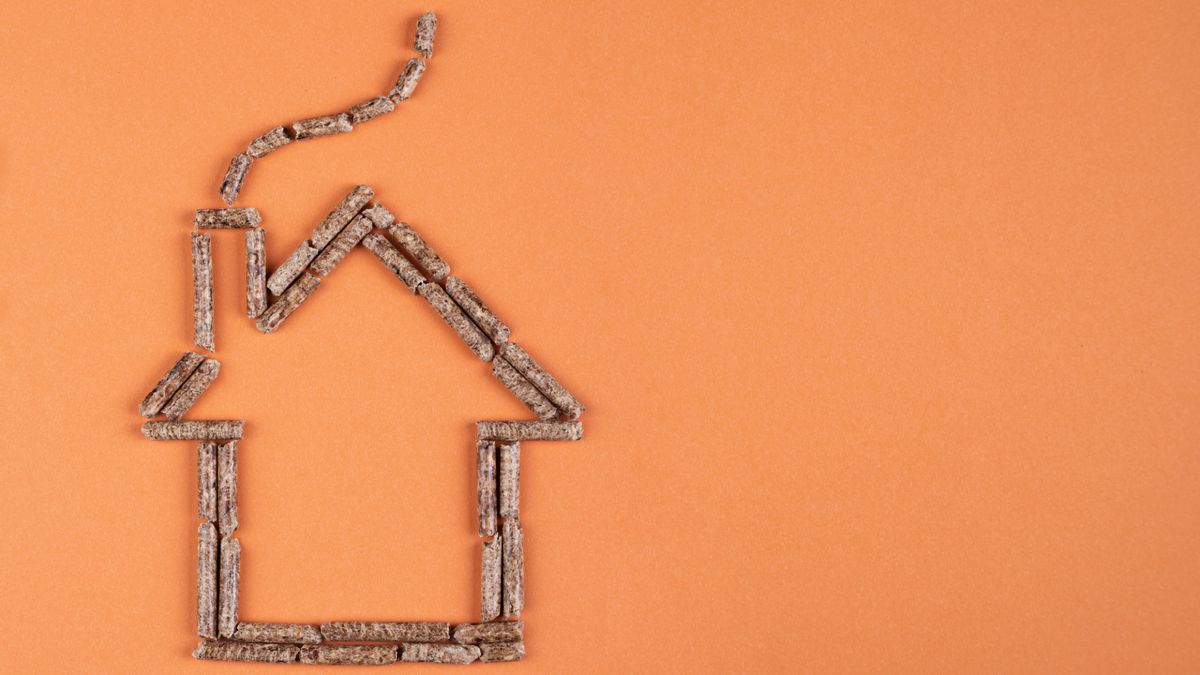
[1, 1, 1198, 672]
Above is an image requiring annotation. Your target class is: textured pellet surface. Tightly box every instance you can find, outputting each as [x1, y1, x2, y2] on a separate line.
[218, 538, 240, 638]
[219, 153, 252, 205]
[245, 228, 267, 318]
[142, 420, 244, 440]
[311, 185, 374, 250]
[198, 442, 217, 521]
[452, 621, 524, 645]
[502, 518, 524, 617]
[247, 126, 292, 158]
[194, 208, 261, 229]
[476, 420, 583, 442]
[233, 622, 322, 644]
[191, 233, 214, 350]
[319, 621, 450, 643]
[414, 12, 437, 57]
[386, 221, 449, 280]
[446, 276, 510, 344]
[419, 282, 494, 361]
[480, 641, 525, 663]
[492, 357, 558, 420]
[348, 96, 396, 124]
[197, 523, 218, 638]
[500, 342, 586, 418]
[300, 645, 398, 665]
[481, 536, 502, 622]
[498, 441, 520, 519]
[363, 232, 425, 292]
[309, 215, 370, 276]
[257, 273, 320, 333]
[266, 240, 318, 296]
[390, 58, 426, 102]
[400, 643, 480, 664]
[291, 113, 352, 140]
[477, 440, 497, 536]
[139, 352, 205, 417]
[192, 640, 299, 663]
[217, 441, 238, 537]
[161, 358, 220, 420]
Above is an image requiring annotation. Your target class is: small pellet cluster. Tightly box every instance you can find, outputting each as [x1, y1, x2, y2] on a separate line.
[139, 12, 588, 665]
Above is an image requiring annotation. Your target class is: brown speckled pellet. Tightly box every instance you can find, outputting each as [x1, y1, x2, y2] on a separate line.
[477, 439, 497, 537]
[476, 420, 582, 442]
[320, 621, 450, 643]
[233, 622, 322, 644]
[500, 342, 586, 419]
[492, 356, 558, 420]
[414, 12, 437, 58]
[401, 643, 480, 665]
[361, 203, 396, 229]
[480, 641, 525, 663]
[197, 523, 218, 638]
[198, 442, 217, 522]
[452, 621, 523, 645]
[419, 282, 494, 361]
[309, 215, 371, 277]
[161, 358, 220, 420]
[192, 640, 298, 663]
[300, 645, 398, 666]
[446, 276, 510, 344]
[502, 518, 524, 617]
[348, 96, 396, 124]
[498, 441, 520, 519]
[311, 185, 375, 250]
[218, 537, 240, 638]
[142, 420, 244, 441]
[217, 441, 238, 537]
[363, 232, 425, 293]
[247, 126, 292, 159]
[291, 113, 352, 140]
[390, 58, 426, 102]
[257, 273, 320, 333]
[194, 208, 261, 229]
[139, 352, 205, 417]
[481, 536, 502, 622]
[191, 233, 214, 351]
[386, 221, 449, 280]
[245, 228, 267, 318]
[220, 153, 252, 205]
[266, 240, 318, 296]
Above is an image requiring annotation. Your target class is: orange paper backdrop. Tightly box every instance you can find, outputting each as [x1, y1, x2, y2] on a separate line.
[1, 1, 1198, 672]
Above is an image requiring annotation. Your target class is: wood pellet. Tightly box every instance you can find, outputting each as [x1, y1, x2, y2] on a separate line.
[245, 227, 267, 318]
[363, 231, 425, 293]
[161, 357, 220, 420]
[192, 640, 299, 663]
[233, 622, 322, 644]
[266, 240, 319, 296]
[348, 96, 396, 125]
[142, 420, 244, 440]
[256, 273, 320, 333]
[217, 441, 238, 537]
[452, 621, 524, 645]
[362, 203, 395, 229]
[319, 621, 450, 643]
[197, 523, 218, 639]
[414, 12, 437, 57]
[502, 518, 524, 617]
[308, 214, 371, 277]
[219, 537, 240, 638]
[194, 208, 261, 229]
[445, 276, 510, 344]
[477, 439, 497, 537]
[481, 536, 502, 622]
[480, 641, 525, 663]
[500, 342, 585, 418]
[476, 420, 583, 442]
[386, 220, 449, 280]
[492, 356, 558, 420]
[300, 645, 398, 666]
[498, 441, 520, 519]
[247, 126, 292, 159]
[220, 153, 252, 205]
[139, 351, 205, 417]
[291, 113, 352, 140]
[390, 58, 426, 102]
[312, 185, 375, 250]
[419, 282, 495, 361]
[191, 232, 214, 350]
[401, 643, 481, 665]
[198, 442, 217, 522]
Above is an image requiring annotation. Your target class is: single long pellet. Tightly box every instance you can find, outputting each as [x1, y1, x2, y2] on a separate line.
[218, 538, 240, 638]
[245, 228, 267, 318]
[502, 518, 524, 617]
[492, 356, 558, 420]
[220, 153, 252, 205]
[217, 441, 238, 537]
[291, 113, 352, 140]
[197, 523, 218, 638]
[498, 442, 520, 519]
[192, 640, 298, 663]
[401, 644, 481, 664]
[445, 276, 510, 344]
[191, 233, 214, 350]
[300, 645, 398, 666]
[319, 621, 450, 643]
[452, 621, 524, 645]
[161, 358, 220, 420]
[308, 215, 371, 276]
[198, 442, 217, 521]
[386, 220, 449, 280]
[477, 440, 497, 537]
[256, 273, 320, 333]
[194, 208, 261, 229]
[481, 536, 502, 622]
[419, 282, 494, 361]
[247, 126, 292, 158]
[500, 342, 585, 418]
[362, 232, 425, 293]
[266, 240, 318, 296]
[390, 58, 426, 102]
[348, 96, 396, 125]
[476, 420, 583, 442]
[414, 12, 438, 58]
[233, 622, 322, 644]
[311, 185, 375, 250]
[480, 641, 525, 663]
[142, 420, 244, 440]
[139, 352, 205, 417]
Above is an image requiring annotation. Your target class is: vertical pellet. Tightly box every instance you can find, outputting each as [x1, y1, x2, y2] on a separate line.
[191, 233, 214, 350]
[245, 228, 267, 318]
[477, 439, 497, 537]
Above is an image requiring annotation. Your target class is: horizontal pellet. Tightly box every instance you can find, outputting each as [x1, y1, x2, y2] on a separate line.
[247, 125, 292, 158]
[301, 645, 398, 666]
[220, 153, 252, 205]
[311, 185, 375, 250]
[266, 240, 318, 296]
[446, 276, 510, 344]
[348, 96, 395, 124]
[419, 282, 494, 361]
[308, 214, 371, 276]
[452, 621, 523, 645]
[401, 643, 480, 665]
[161, 358, 220, 420]
[492, 356, 558, 420]
[256, 273, 320, 333]
[192, 640, 299, 663]
[362, 232, 425, 292]
[291, 113, 352, 140]
[386, 220, 449, 280]
[142, 420, 244, 440]
[476, 420, 583, 442]
[320, 621, 450, 643]
[233, 622, 322, 644]
[390, 57, 426, 102]
[139, 352, 205, 417]
[500, 342, 585, 418]
[194, 208, 261, 229]
[480, 641, 525, 663]
[414, 12, 437, 58]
